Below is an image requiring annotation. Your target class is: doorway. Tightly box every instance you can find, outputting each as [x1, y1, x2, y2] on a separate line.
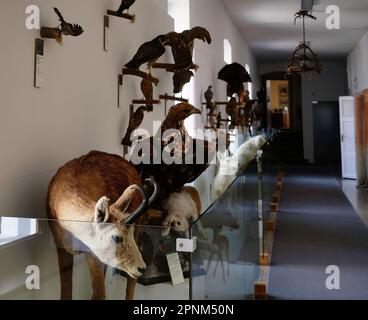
[266, 80, 290, 129]
[313, 101, 341, 166]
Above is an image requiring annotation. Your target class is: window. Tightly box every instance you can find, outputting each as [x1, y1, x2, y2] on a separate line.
[224, 39, 232, 64]
[168, 0, 190, 31]
[168, 0, 196, 136]
[245, 64, 253, 99]
[0, 217, 38, 247]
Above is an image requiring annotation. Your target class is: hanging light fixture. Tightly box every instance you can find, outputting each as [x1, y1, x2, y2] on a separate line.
[287, 10, 323, 77]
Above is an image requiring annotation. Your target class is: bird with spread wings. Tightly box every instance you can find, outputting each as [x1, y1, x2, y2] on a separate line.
[165, 26, 212, 71]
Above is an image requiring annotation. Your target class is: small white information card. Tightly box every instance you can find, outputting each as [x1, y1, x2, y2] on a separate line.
[166, 253, 185, 286]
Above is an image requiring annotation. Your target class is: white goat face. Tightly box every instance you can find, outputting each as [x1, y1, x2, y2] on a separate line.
[88, 191, 147, 279]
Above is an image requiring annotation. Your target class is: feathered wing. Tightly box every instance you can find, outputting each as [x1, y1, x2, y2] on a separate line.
[53, 7, 65, 23]
[125, 40, 165, 69]
[118, 0, 136, 14]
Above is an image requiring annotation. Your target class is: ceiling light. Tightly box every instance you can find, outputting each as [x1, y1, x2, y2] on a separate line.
[301, 0, 314, 11]
[287, 10, 322, 77]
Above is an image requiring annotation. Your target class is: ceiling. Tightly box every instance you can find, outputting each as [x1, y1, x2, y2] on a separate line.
[220, 0, 368, 62]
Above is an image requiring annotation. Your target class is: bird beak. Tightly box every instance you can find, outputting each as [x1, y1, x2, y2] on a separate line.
[190, 108, 201, 116]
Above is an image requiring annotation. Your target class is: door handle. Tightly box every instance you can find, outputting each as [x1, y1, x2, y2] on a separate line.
[341, 135, 344, 142]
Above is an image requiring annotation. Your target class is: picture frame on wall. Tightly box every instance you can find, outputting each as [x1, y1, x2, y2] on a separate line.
[279, 84, 289, 106]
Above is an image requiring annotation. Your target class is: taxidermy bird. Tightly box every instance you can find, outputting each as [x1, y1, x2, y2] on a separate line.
[121, 105, 151, 147]
[53, 7, 84, 37]
[165, 27, 211, 70]
[226, 98, 239, 129]
[125, 35, 169, 74]
[117, 0, 136, 14]
[131, 103, 215, 203]
[218, 63, 252, 99]
[204, 85, 214, 108]
[141, 78, 153, 101]
[173, 69, 194, 94]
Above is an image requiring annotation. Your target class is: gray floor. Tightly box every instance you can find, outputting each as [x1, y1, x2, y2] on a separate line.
[340, 179, 368, 228]
[268, 166, 368, 300]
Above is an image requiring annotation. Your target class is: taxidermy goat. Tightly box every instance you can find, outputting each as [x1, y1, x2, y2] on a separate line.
[213, 135, 267, 198]
[46, 151, 158, 300]
[161, 187, 206, 240]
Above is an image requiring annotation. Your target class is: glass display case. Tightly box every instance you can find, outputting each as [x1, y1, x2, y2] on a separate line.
[0, 135, 278, 300]
[190, 136, 277, 300]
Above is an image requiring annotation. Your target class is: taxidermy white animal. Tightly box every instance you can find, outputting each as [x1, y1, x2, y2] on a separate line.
[213, 135, 267, 198]
[161, 186, 207, 239]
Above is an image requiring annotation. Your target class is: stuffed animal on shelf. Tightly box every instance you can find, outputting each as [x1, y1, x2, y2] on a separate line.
[161, 187, 207, 240]
[213, 135, 267, 198]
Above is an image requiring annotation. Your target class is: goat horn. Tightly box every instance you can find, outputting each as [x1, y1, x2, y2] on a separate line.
[124, 185, 149, 226]
[145, 177, 159, 207]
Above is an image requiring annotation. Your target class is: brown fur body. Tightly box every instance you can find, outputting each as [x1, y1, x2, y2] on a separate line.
[46, 151, 145, 300]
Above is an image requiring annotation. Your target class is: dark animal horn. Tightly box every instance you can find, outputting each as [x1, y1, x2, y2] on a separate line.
[124, 185, 149, 226]
[145, 177, 159, 207]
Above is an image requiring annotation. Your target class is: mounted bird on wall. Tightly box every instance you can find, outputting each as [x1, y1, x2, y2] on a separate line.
[158, 27, 211, 95]
[204, 85, 215, 115]
[173, 69, 194, 94]
[117, 0, 136, 15]
[218, 63, 252, 101]
[125, 35, 170, 75]
[226, 98, 240, 129]
[121, 105, 151, 147]
[165, 26, 212, 71]
[107, 0, 136, 22]
[40, 7, 84, 44]
[130, 103, 216, 203]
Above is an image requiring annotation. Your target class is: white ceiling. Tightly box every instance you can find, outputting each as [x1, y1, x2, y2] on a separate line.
[220, 0, 368, 62]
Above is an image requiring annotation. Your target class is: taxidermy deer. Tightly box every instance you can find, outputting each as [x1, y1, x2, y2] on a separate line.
[207, 225, 230, 284]
[161, 186, 207, 240]
[46, 151, 158, 300]
[213, 135, 267, 198]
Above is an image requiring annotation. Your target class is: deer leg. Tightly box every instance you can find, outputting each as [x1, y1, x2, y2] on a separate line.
[207, 252, 214, 273]
[219, 252, 226, 284]
[213, 253, 220, 277]
[126, 278, 138, 300]
[226, 250, 230, 277]
[56, 247, 74, 300]
[85, 253, 106, 300]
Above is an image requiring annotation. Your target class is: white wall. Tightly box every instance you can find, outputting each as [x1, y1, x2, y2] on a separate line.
[0, 0, 174, 219]
[347, 30, 368, 95]
[189, 0, 259, 209]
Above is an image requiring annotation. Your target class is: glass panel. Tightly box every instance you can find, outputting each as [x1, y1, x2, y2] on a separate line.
[191, 167, 260, 300]
[0, 218, 189, 300]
